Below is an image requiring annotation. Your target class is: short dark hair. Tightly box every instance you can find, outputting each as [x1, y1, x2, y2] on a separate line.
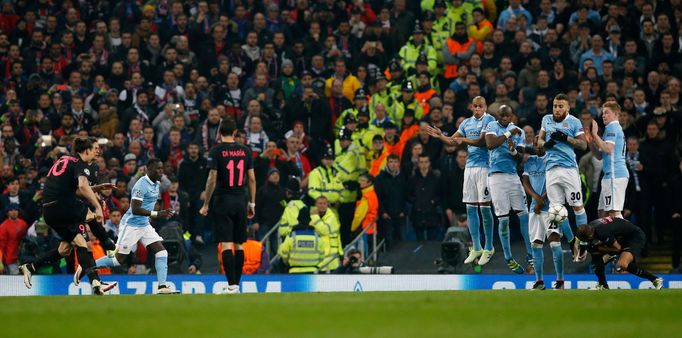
[554, 93, 569, 102]
[387, 154, 400, 162]
[220, 117, 237, 136]
[359, 173, 374, 185]
[147, 158, 162, 169]
[73, 137, 94, 153]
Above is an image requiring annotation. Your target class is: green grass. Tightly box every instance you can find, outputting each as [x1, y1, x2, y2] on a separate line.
[1, 290, 679, 338]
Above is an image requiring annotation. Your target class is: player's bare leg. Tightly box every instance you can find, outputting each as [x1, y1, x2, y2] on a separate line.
[616, 251, 662, 289]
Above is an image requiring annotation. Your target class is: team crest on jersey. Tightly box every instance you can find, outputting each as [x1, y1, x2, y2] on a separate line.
[84, 168, 90, 176]
[562, 123, 568, 127]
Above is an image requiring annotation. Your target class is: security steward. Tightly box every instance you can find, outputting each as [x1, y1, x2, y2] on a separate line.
[392, 80, 424, 124]
[307, 145, 343, 206]
[278, 206, 325, 273]
[311, 196, 343, 272]
[335, 88, 368, 133]
[335, 127, 367, 245]
[278, 176, 308, 239]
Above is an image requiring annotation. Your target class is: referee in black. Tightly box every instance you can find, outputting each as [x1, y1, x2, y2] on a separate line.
[200, 117, 256, 294]
[577, 217, 663, 290]
[19, 138, 115, 295]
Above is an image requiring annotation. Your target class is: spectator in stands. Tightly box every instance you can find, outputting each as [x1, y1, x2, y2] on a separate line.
[0, 177, 30, 220]
[439, 145, 467, 227]
[254, 168, 285, 241]
[325, 58, 361, 102]
[0, 203, 28, 274]
[408, 154, 442, 240]
[671, 159, 682, 273]
[350, 173, 378, 254]
[640, 121, 679, 244]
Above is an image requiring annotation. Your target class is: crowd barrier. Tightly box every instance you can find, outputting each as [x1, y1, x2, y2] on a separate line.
[1, 274, 681, 296]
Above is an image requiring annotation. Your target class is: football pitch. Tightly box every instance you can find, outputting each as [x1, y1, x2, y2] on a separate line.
[1, 290, 679, 338]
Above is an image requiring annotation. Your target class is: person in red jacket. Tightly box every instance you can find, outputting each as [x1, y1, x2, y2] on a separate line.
[0, 203, 28, 274]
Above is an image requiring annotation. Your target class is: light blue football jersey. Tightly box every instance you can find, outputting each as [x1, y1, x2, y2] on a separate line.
[457, 113, 496, 168]
[523, 155, 549, 212]
[602, 120, 629, 179]
[485, 121, 525, 175]
[121, 175, 160, 227]
[541, 114, 584, 170]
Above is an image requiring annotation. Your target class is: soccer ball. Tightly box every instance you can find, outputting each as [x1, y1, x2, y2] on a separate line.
[547, 204, 568, 224]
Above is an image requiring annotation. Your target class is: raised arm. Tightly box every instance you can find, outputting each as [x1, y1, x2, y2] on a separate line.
[590, 120, 613, 159]
[485, 128, 521, 149]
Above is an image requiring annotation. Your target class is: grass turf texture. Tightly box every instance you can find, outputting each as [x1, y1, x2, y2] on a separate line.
[1, 290, 679, 338]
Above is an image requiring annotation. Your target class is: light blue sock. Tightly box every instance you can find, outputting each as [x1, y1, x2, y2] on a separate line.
[466, 205, 482, 251]
[574, 208, 588, 228]
[550, 241, 564, 280]
[480, 206, 494, 251]
[498, 216, 513, 260]
[518, 211, 532, 257]
[559, 219, 574, 243]
[155, 250, 168, 286]
[95, 255, 120, 268]
[531, 242, 544, 282]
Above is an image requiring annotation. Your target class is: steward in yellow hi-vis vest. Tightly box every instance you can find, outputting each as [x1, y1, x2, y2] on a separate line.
[307, 145, 344, 205]
[335, 127, 367, 245]
[278, 177, 308, 239]
[278, 206, 324, 273]
[310, 196, 342, 272]
[392, 80, 424, 124]
[335, 88, 369, 134]
[398, 22, 438, 76]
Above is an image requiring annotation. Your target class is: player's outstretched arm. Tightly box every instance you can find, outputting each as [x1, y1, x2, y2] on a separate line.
[424, 125, 463, 146]
[200, 169, 217, 216]
[91, 183, 116, 193]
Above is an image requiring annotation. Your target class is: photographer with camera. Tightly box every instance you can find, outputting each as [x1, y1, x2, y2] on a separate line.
[336, 248, 364, 274]
[336, 247, 394, 274]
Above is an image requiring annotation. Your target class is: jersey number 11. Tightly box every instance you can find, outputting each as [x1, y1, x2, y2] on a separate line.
[226, 159, 244, 187]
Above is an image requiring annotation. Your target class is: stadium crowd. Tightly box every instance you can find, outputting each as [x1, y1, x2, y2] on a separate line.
[0, 0, 681, 275]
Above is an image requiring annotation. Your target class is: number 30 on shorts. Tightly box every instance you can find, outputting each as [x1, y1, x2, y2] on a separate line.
[570, 191, 582, 201]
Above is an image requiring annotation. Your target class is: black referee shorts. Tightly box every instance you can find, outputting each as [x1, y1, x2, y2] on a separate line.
[210, 194, 248, 244]
[43, 199, 89, 243]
